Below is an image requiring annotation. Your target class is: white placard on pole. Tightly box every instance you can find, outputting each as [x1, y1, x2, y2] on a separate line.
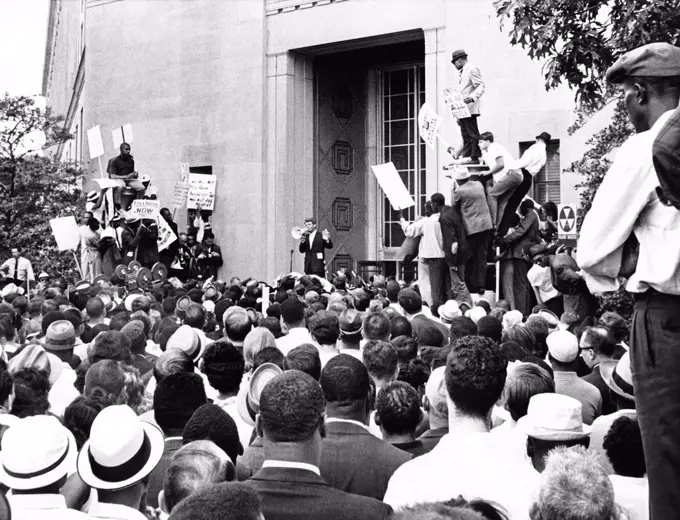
[180, 163, 190, 182]
[371, 162, 415, 211]
[418, 103, 442, 150]
[128, 199, 161, 220]
[187, 174, 217, 210]
[87, 126, 104, 159]
[171, 181, 191, 209]
[157, 215, 178, 252]
[49, 216, 81, 251]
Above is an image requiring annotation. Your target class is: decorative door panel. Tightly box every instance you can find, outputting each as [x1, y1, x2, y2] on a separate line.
[316, 65, 368, 276]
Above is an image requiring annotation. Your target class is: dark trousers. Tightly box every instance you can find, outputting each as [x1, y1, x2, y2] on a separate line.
[501, 258, 532, 316]
[498, 168, 533, 237]
[427, 258, 450, 315]
[630, 291, 680, 520]
[465, 230, 492, 294]
[458, 115, 481, 160]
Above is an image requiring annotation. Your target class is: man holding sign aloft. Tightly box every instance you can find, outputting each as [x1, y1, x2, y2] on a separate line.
[298, 218, 333, 278]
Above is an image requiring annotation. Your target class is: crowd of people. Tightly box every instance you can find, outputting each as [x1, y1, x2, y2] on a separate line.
[1, 40, 680, 520]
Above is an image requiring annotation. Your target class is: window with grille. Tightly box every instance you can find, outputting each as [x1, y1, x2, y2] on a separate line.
[519, 139, 561, 204]
[380, 65, 426, 249]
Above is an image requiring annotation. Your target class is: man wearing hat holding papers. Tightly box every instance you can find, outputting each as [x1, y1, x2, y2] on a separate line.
[578, 42, 680, 518]
[448, 49, 485, 164]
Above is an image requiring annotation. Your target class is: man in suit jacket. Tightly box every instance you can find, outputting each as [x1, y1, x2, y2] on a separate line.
[246, 370, 392, 520]
[580, 326, 617, 416]
[452, 169, 493, 296]
[195, 232, 223, 279]
[299, 218, 333, 277]
[397, 288, 449, 347]
[319, 354, 412, 500]
[448, 49, 485, 163]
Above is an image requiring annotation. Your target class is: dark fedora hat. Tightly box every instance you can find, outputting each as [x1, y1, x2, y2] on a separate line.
[536, 131, 552, 143]
[451, 49, 468, 62]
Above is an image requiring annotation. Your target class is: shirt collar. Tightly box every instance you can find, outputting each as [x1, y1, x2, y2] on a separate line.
[9, 493, 67, 510]
[326, 417, 371, 432]
[262, 460, 321, 476]
[89, 502, 148, 520]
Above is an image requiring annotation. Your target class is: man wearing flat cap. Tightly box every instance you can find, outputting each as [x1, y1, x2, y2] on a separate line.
[578, 41, 680, 519]
[447, 49, 485, 164]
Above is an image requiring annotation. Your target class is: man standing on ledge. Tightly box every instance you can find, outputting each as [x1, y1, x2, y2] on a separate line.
[447, 49, 485, 164]
[299, 217, 333, 278]
[578, 42, 680, 520]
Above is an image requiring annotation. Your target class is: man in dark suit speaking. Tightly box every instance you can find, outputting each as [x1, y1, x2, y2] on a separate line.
[299, 217, 333, 277]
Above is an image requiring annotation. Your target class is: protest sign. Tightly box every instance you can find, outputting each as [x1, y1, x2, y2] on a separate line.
[49, 216, 80, 251]
[92, 178, 126, 190]
[418, 103, 442, 150]
[87, 126, 104, 159]
[187, 174, 217, 210]
[157, 215, 177, 252]
[371, 162, 415, 211]
[180, 163, 190, 182]
[112, 124, 134, 149]
[171, 181, 190, 209]
[443, 87, 471, 119]
[128, 199, 160, 220]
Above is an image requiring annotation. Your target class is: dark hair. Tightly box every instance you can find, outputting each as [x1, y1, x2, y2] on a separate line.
[541, 201, 558, 221]
[0, 360, 12, 405]
[363, 340, 398, 381]
[449, 316, 477, 344]
[308, 311, 340, 345]
[285, 344, 322, 380]
[392, 335, 418, 363]
[444, 496, 510, 520]
[167, 482, 263, 520]
[253, 347, 285, 371]
[202, 341, 245, 395]
[386, 280, 400, 302]
[184, 303, 206, 330]
[259, 370, 325, 442]
[501, 325, 535, 354]
[153, 372, 207, 433]
[430, 193, 446, 206]
[524, 319, 549, 358]
[376, 381, 422, 436]
[430, 345, 452, 371]
[259, 316, 282, 339]
[522, 355, 554, 379]
[352, 290, 370, 312]
[397, 359, 430, 392]
[479, 131, 494, 142]
[320, 354, 370, 403]
[363, 312, 391, 340]
[581, 326, 616, 357]
[391, 316, 412, 339]
[499, 341, 527, 362]
[108, 311, 131, 331]
[41, 310, 65, 335]
[598, 312, 628, 344]
[12, 295, 28, 316]
[603, 416, 645, 478]
[280, 297, 306, 325]
[183, 404, 242, 464]
[476, 316, 503, 344]
[89, 330, 132, 365]
[11, 368, 50, 418]
[63, 395, 105, 450]
[445, 336, 507, 419]
[504, 363, 555, 422]
[416, 325, 444, 348]
[154, 349, 194, 383]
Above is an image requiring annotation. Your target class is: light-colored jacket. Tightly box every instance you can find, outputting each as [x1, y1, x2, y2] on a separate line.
[400, 214, 445, 259]
[453, 181, 493, 236]
[457, 62, 485, 115]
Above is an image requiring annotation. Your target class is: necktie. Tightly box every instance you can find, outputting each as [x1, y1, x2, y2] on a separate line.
[13, 258, 19, 281]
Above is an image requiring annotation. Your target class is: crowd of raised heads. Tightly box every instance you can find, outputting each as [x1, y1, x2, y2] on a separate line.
[0, 266, 643, 520]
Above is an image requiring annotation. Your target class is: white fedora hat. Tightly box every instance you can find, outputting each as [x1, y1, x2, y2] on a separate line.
[0, 415, 77, 490]
[77, 405, 164, 490]
[600, 351, 635, 402]
[517, 393, 592, 441]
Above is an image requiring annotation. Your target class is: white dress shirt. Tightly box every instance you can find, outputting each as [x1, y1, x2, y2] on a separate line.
[400, 214, 444, 259]
[1, 256, 35, 282]
[482, 143, 517, 182]
[514, 142, 547, 175]
[48, 362, 80, 418]
[578, 110, 680, 295]
[610, 475, 649, 520]
[276, 327, 315, 356]
[262, 460, 321, 476]
[9, 493, 87, 519]
[87, 501, 147, 520]
[383, 431, 539, 519]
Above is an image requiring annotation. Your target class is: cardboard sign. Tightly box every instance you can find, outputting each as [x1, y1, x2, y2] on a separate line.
[418, 103, 442, 150]
[558, 204, 578, 246]
[128, 199, 160, 220]
[87, 126, 104, 159]
[171, 181, 190, 209]
[91, 178, 126, 190]
[180, 163, 190, 182]
[157, 216, 177, 252]
[371, 162, 415, 211]
[49, 216, 80, 251]
[112, 124, 134, 149]
[443, 87, 471, 119]
[187, 174, 217, 210]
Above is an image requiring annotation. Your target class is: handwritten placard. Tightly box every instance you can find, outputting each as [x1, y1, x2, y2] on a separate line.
[49, 216, 80, 251]
[180, 163, 190, 182]
[443, 87, 471, 119]
[187, 174, 217, 210]
[128, 199, 160, 220]
[157, 216, 177, 252]
[171, 181, 190, 209]
[418, 103, 442, 150]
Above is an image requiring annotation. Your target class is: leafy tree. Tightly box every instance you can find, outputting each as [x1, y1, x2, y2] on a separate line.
[0, 93, 84, 278]
[493, 0, 680, 319]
